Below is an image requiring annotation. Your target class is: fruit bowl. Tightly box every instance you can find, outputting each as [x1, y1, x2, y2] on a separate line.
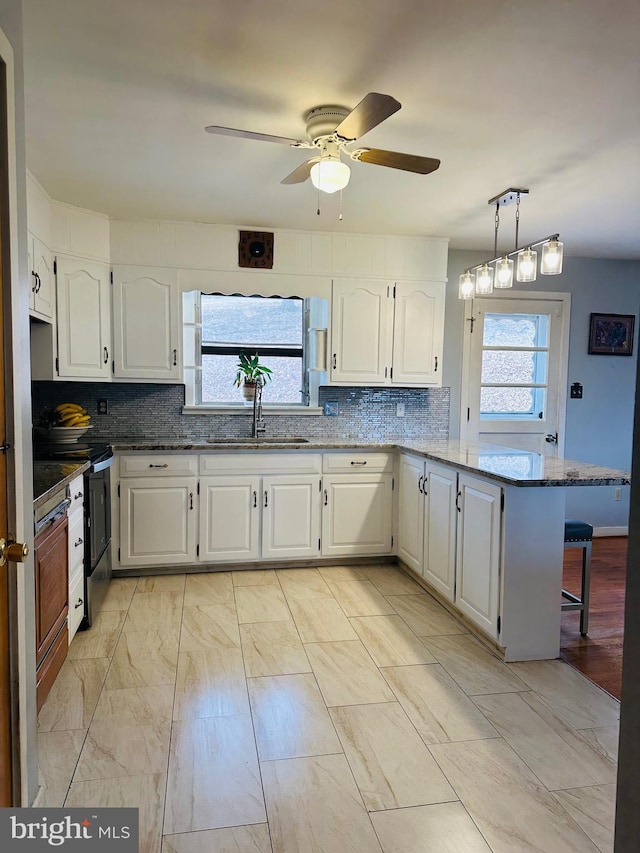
[35, 425, 94, 444]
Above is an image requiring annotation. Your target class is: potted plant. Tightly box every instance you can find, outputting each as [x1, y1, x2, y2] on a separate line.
[234, 351, 273, 400]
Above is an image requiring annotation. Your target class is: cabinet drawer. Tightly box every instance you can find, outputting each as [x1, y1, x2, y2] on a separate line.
[68, 573, 85, 642]
[36, 623, 68, 713]
[68, 475, 84, 513]
[119, 453, 198, 477]
[68, 510, 85, 576]
[200, 452, 322, 476]
[322, 452, 393, 474]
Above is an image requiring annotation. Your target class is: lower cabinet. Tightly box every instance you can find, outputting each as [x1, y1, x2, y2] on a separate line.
[322, 473, 393, 557]
[34, 512, 69, 711]
[119, 476, 198, 567]
[199, 473, 322, 562]
[67, 474, 86, 642]
[397, 453, 502, 639]
[455, 472, 502, 638]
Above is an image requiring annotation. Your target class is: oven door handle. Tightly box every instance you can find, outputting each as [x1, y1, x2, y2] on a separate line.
[90, 454, 115, 473]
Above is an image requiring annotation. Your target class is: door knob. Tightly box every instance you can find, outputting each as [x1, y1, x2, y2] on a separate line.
[0, 538, 30, 566]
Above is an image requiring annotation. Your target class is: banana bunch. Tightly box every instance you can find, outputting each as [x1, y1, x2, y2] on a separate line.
[55, 402, 91, 427]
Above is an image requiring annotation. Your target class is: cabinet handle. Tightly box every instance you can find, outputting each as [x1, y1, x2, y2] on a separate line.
[74, 492, 83, 500]
[74, 537, 83, 547]
[173, 348, 177, 366]
[418, 475, 424, 494]
[31, 271, 37, 293]
[35, 273, 42, 293]
[434, 356, 438, 372]
[332, 353, 337, 369]
[350, 460, 367, 466]
[189, 492, 194, 510]
[74, 597, 84, 609]
[264, 490, 268, 508]
[149, 463, 169, 468]
[253, 490, 257, 508]
[103, 346, 109, 364]
[324, 488, 328, 506]
[455, 490, 462, 513]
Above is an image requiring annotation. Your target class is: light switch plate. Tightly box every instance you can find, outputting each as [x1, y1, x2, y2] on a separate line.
[396, 403, 405, 417]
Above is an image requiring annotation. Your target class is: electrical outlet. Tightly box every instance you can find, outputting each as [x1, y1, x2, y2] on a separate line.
[614, 487, 622, 501]
[97, 398, 109, 415]
[323, 401, 338, 417]
[396, 402, 405, 417]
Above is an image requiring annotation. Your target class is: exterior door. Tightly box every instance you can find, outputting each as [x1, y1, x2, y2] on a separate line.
[462, 294, 570, 456]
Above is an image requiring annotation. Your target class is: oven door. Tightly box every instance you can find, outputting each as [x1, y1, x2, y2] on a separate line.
[87, 465, 111, 568]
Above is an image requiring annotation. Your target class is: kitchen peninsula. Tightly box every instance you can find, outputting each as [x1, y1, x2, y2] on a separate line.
[107, 438, 630, 662]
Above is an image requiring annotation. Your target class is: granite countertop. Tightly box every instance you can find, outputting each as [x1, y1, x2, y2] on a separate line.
[109, 438, 630, 487]
[33, 460, 90, 511]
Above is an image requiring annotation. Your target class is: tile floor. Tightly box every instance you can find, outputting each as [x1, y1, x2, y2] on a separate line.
[37, 564, 620, 853]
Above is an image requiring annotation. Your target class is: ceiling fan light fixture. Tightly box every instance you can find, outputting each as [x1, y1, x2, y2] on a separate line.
[310, 156, 351, 194]
[540, 239, 564, 275]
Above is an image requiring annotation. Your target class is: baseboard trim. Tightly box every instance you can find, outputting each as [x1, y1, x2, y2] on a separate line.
[593, 526, 628, 538]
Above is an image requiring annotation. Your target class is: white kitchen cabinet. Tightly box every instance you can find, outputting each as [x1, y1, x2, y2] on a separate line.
[329, 278, 445, 387]
[67, 474, 86, 642]
[262, 475, 321, 559]
[112, 266, 181, 381]
[455, 472, 502, 638]
[322, 474, 393, 556]
[28, 232, 55, 322]
[199, 475, 261, 562]
[119, 476, 197, 567]
[56, 255, 112, 380]
[397, 454, 456, 601]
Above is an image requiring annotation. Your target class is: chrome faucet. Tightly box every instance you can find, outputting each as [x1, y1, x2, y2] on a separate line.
[251, 378, 266, 438]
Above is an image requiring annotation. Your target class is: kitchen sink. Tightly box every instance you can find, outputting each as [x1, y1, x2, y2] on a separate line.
[206, 437, 310, 444]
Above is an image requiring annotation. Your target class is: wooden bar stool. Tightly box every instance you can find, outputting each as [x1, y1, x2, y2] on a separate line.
[562, 519, 593, 636]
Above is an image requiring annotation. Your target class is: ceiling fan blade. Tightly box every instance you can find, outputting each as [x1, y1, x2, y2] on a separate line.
[334, 93, 401, 141]
[281, 159, 318, 185]
[354, 148, 441, 175]
[204, 125, 305, 146]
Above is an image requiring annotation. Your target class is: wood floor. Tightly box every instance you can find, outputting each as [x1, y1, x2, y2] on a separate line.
[561, 537, 627, 700]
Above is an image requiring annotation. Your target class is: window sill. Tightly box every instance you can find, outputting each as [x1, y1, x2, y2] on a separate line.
[182, 405, 324, 416]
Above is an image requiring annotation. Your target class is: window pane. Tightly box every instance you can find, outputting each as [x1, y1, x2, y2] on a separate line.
[202, 354, 303, 404]
[481, 350, 548, 384]
[481, 386, 540, 415]
[483, 313, 549, 348]
[202, 295, 303, 345]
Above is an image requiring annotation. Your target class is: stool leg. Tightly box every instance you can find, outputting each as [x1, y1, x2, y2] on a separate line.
[579, 541, 592, 636]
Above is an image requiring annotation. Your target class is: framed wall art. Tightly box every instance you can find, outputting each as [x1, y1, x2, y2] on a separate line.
[588, 313, 635, 356]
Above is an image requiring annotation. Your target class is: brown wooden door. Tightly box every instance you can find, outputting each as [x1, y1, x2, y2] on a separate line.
[1, 123, 12, 804]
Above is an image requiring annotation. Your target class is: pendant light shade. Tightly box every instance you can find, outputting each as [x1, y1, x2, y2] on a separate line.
[516, 247, 537, 282]
[310, 156, 351, 194]
[459, 271, 475, 299]
[541, 239, 564, 275]
[475, 263, 494, 295]
[494, 256, 514, 288]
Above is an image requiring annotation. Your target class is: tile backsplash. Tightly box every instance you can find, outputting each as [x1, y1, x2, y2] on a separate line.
[32, 382, 450, 442]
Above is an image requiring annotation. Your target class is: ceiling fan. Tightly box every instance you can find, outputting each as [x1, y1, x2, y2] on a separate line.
[205, 92, 440, 194]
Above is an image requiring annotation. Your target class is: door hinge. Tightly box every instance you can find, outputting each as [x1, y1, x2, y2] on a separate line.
[319, 479, 322, 492]
[112, 360, 115, 374]
[391, 535, 394, 548]
[197, 482, 200, 495]
[393, 284, 396, 298]
[390, 366, 393, 379]
[55, 356, 59, 374]
[497, 615, 501, 634]
[392, 477, 395, 490]
[467, 407, 470, 422]
[118, 547, 120, 562]
[196, 544, 200, 557]
[110, 270, 113, 284]
[384, 366, 388, 378]
[53, 258, 57, 275]
[318, 538, 321, 551]
[117, 483, 120, 497]
[500, 493, 505, 512]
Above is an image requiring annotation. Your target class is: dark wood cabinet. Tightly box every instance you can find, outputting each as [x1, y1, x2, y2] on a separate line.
[34, 513, 69, 711]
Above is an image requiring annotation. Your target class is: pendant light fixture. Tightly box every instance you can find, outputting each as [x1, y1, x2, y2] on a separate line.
[458, 189, 563, 299]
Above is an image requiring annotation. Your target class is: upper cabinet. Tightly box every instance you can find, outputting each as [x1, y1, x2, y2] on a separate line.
[28, 233, 55, 322]
[112, 266, 181, 382]
[330, 278, 445, 387]
[56, 256, 112, 380]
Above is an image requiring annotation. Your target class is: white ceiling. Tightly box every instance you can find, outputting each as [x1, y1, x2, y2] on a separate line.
[22, 0, 640, 258]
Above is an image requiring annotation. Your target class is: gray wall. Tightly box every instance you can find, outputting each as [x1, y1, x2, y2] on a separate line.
[445, 250, 640, 528]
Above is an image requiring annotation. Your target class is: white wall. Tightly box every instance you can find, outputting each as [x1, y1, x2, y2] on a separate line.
[446, 249, 640, 528]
